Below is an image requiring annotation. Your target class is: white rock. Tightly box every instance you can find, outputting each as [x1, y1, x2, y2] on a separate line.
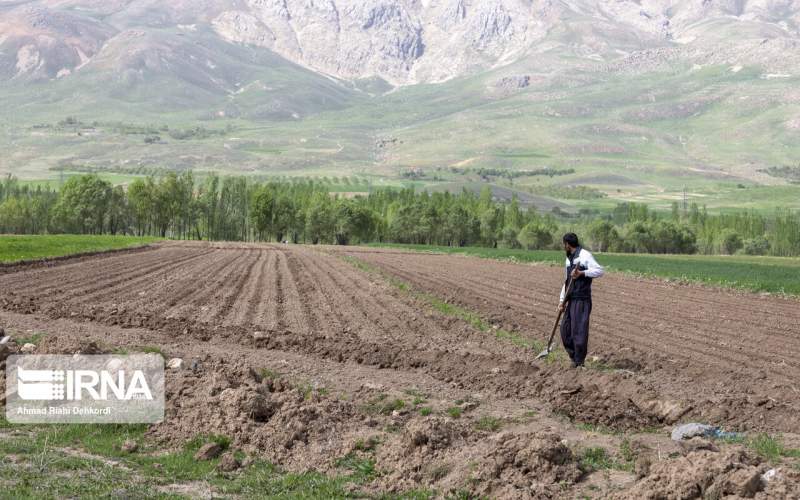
[20, 343, 37, 354]
[166, 358, 184, 370]
[253, 331, 269, 340]
[761, 468, 780, 485]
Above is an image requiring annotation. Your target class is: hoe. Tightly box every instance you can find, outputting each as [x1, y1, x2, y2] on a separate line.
[535, 276, 575, 360]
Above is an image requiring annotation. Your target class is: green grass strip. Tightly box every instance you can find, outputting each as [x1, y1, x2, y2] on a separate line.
[367, 243, 800, 295]
[0, 235, 160, 264]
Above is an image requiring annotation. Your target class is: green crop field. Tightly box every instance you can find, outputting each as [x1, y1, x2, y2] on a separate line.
[369, 243, 800, 295]
[0, 235, 160, 264]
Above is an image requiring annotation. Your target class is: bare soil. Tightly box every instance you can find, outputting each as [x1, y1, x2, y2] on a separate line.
[0, 241, 798, 498]
[334, 247, 800, 434]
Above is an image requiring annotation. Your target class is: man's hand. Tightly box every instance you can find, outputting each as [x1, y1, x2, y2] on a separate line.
[557, 302, 565, 313]
[570, 268, 584, 279]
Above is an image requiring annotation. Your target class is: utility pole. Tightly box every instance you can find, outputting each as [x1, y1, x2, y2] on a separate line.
[682, 185, 687, 217]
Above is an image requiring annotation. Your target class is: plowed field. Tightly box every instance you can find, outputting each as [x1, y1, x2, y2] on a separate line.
[0, 241, 797, 498]
[334, 247, 800, 433]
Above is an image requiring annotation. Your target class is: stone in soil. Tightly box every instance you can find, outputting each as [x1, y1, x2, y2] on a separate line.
[217, 452, 241, 472]
[121, 439, 138, 453]
[167, 358, 184, 370]
[194, 443, 223, 461]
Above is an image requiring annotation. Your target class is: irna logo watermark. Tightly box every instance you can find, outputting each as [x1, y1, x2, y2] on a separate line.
[6, 355, 164, 423]
[16, 366, 153, 401]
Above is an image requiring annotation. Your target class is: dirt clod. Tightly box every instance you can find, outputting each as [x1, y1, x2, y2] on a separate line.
[678, 437, 718, 453]
[615, 449, 765, 499]
[36, 337, 106, 355]
[634, 454, 652, 479]
[474, 432, 581, 499]
[217, 452, 241, 472]
[148, 357, 359, 470]
[404, 418, 458, 452]
[722, 467, 764, 498]
[121, 440, 138, 453]
[194, 443, 223, 461]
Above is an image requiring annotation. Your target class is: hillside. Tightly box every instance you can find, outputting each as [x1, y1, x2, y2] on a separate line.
[1, 0, 800, 211]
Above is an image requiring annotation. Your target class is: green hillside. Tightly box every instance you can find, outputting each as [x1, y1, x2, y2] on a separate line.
[2, 31, 800, 213]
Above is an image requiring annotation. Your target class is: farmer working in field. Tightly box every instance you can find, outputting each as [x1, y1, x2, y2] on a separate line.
[558, 233, 604, 368]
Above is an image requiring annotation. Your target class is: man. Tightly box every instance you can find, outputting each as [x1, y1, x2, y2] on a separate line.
[558, 233, 604, 368]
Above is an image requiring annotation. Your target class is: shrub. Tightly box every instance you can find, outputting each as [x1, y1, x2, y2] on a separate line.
[742, 236, 770, 255]
[721, 230, 743, 255]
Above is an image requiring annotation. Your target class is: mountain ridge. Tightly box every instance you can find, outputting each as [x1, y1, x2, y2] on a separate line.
[3, 0, 800, 88]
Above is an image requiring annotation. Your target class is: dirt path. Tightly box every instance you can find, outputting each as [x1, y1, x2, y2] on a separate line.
[0, 241, 797, 498]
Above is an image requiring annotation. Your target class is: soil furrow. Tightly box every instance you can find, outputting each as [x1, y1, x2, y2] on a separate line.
[0, 246, 188, 297]
[52, 249, 214, 305]
[160, 250, 251, 321]
[207, 249, 263, 325]
[281, 249, 333, 338]
[309, 249, 498, 356]
[357, 255, 800, 374]
[228, 249, 274, 327]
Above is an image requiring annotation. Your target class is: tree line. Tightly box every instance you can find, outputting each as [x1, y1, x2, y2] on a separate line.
[1, 173, 799, 256]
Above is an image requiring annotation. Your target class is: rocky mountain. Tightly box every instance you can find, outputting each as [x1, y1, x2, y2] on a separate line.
[0, 0, 361, 118]
[3, 0, 800, 88]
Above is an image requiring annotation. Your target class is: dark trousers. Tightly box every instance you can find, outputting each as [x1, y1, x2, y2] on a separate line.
[560, 299, 592, 365]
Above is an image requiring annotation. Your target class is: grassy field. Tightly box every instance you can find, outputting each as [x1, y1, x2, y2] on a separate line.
[0, 235, 160, 264]
[368, 244, 800, 295]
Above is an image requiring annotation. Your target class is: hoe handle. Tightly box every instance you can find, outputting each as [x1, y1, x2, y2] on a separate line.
[544, 277, 575, 350]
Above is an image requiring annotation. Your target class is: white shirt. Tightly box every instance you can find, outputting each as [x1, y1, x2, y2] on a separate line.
[559, 248, 604, 303]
